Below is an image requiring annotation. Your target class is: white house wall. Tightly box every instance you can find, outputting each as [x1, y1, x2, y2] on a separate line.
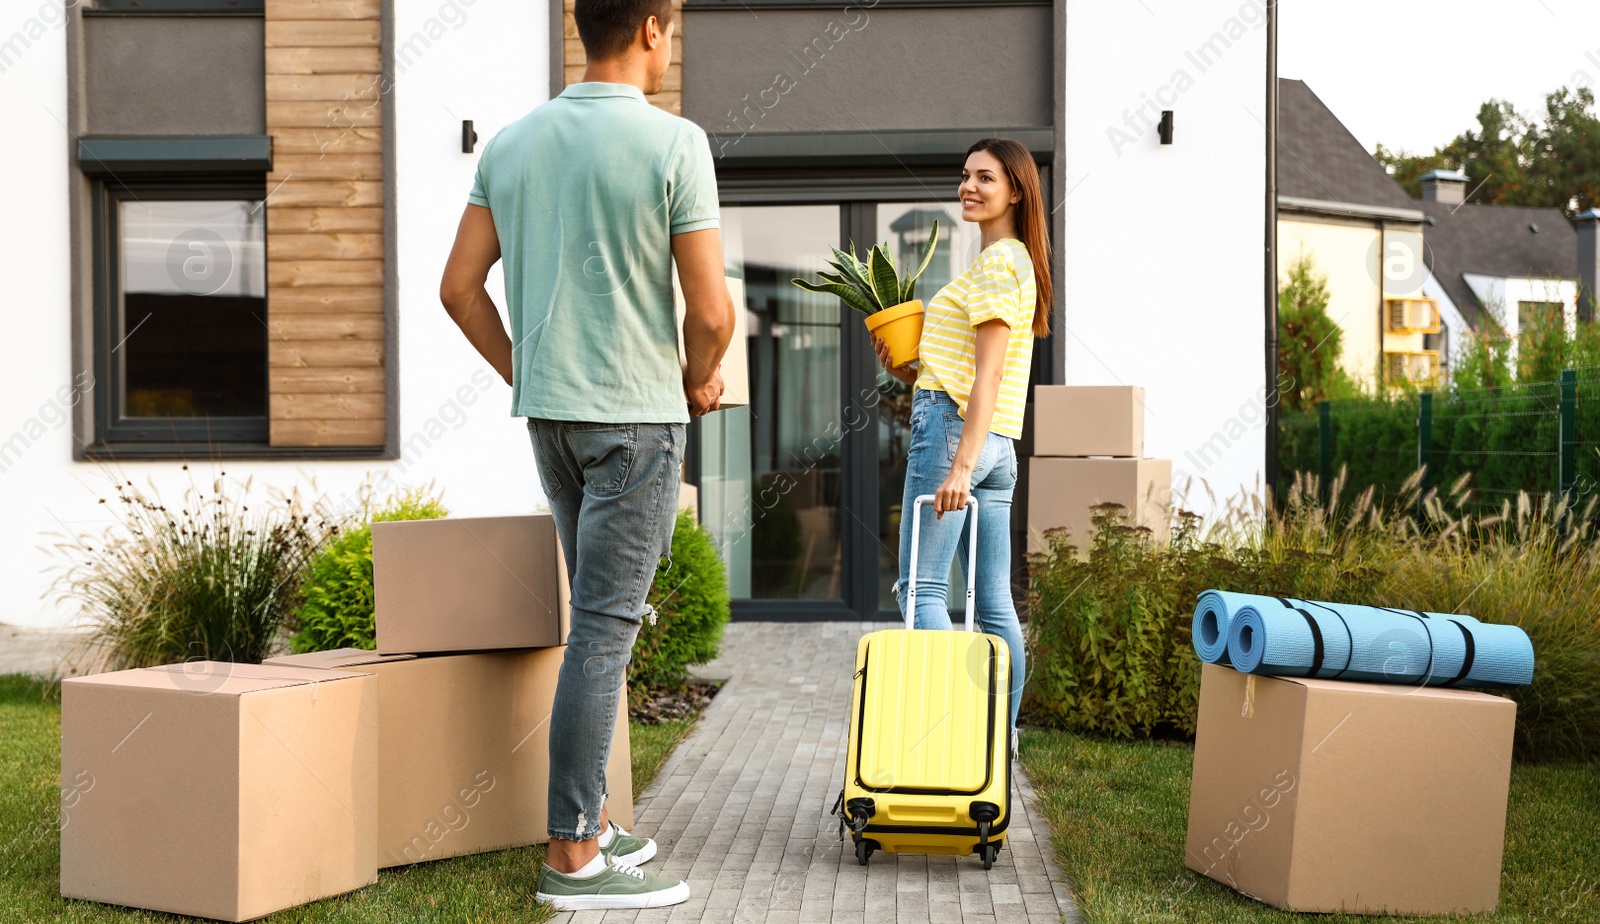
[1422, 270, 1469, 370]
[1063, 0, 1269, 515]
[0, 0, 547, 629]
[1, 5, 89, 630]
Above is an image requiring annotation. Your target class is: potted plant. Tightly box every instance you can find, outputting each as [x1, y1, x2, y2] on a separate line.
[790, 221, 939, 367]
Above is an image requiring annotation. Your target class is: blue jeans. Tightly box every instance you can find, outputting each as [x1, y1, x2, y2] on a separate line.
[528, 418, 685, 841]
[893, 389, 1025, 732]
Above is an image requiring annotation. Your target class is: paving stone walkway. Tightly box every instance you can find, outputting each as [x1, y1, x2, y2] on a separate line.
[555, 621, 1080, 924]
[0, 623, 101, 679]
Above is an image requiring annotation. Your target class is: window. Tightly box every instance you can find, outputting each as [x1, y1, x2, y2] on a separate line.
[94, 178, 269, 447]
[1518, 300, 1564, 328]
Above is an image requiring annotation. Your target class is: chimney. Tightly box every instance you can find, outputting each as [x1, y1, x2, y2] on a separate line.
[1578, 208, 1600, 323]
[1420, 169, 1469, 205]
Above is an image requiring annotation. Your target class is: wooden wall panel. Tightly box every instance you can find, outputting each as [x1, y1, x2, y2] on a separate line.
[562, 0, 684, 116]
[265, 0, 387, 448]
[271, 366, 385, 393]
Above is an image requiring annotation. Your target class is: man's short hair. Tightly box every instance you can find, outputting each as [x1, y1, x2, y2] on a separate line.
[574, 0, 674, 61]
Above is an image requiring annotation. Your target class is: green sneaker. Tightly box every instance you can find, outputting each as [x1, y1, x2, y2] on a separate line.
[535, 859, 690, 911]
[599, 823, 657, 865]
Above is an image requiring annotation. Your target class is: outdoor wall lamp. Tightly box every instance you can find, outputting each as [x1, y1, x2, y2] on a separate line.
[462, 120, 479, 154]
[1158, 110, 1174, 144]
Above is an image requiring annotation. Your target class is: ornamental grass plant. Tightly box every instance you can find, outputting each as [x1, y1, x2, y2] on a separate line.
[1026, 468, 1600, 761]
[50, 469, 336, 669]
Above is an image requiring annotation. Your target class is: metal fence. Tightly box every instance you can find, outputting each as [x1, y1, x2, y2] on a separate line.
[1278, 368, 1600, 513]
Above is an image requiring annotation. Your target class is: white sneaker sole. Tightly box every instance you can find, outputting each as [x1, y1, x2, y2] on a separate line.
[536, 880, 690, 911]
[610, 838, 658, 866]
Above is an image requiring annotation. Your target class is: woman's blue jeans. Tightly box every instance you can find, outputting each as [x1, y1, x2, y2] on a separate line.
[893, 388, 1026, 732]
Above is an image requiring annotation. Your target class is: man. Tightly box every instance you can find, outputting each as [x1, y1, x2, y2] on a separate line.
[438, 0, 735, 910]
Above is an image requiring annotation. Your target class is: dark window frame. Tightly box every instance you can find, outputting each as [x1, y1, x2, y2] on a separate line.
[86, 0, 264, 15]
[89, 174, 272, 452]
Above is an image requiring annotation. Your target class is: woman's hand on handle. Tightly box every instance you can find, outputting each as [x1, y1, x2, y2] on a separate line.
[871, 334, 917, 384]
[932, 465, 973, 517]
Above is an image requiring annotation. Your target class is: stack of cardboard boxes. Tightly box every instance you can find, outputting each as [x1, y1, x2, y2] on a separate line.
[1027, 386, 1172, 550]
[59, 514, 631, 922]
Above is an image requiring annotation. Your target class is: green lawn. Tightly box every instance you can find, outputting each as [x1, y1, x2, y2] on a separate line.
[628, 717, 697, 803]
[1020, 728, 1600, 924]
[0, 674, 703, 923]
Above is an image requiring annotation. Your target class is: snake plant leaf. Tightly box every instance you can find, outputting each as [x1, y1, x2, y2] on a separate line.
[828, 246, 880, 308]
[867, 246, 902, 310]
[900, 220, 940, 303]
[790, 277, 876, 315]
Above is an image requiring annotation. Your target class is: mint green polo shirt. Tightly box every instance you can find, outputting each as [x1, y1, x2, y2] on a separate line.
[468, 82, 720, 423]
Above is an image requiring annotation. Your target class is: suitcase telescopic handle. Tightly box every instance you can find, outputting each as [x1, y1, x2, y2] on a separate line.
[906, 494, 978, 632]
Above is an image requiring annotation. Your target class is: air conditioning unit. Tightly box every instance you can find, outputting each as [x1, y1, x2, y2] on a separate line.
[1385, 297, 1441, 333]
[1386, 350, 1440, 383]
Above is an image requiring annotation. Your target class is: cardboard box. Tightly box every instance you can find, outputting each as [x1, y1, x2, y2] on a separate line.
[1032, 385, 1145, 457]
[1026, 456, 1171, 552]
[674, 272, 750, 409]
[373, 515, 569, 655]
[1184, 663, 1515, 915]
[262, 647, 633, 867]
[60, 662, 378, 921]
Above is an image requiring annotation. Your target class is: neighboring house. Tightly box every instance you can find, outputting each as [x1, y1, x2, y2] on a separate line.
[1, 0, 1271, 628]
[1275, 78, 1434, 387]
[1276, 79, 1598, 385]
[1413, 170, 1581, 366]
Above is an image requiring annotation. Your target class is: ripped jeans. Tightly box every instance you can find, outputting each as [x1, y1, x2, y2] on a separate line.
[528, 418, 684, 840]
[892, 388, 1026, 732]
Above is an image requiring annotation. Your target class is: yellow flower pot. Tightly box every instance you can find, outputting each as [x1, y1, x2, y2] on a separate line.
[863, 300, 924, 368]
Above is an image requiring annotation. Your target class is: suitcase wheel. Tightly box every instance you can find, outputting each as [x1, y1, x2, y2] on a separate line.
[855, 839, 875, 866]
[979, 843, 999, 870]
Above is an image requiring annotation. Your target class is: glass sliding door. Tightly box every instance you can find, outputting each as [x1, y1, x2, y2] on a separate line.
[698, 205, 847, 606]
[696, 188, 1042, 621]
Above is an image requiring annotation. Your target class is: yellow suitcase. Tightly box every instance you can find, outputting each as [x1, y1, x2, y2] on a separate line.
[832, 495, 1012, 868]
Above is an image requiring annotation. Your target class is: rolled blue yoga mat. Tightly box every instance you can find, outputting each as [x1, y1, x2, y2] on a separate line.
[1192, 591, 1277, 665]
[1221, 593, 1533, 688]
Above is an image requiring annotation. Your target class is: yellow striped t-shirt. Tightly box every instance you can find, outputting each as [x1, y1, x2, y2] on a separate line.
[913, 237, 1036, 439]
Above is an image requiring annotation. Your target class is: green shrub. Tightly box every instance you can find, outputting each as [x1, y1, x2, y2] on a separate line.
[1027, 474, 1600, 761]
[53, 471, 333, 668]
[288, 490, 448, 653]
[1025, 496, 1386, 739]
[632, 510, 732, 693]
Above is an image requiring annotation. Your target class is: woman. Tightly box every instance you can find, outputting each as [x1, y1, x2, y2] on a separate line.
[873, 137, 1053, 749]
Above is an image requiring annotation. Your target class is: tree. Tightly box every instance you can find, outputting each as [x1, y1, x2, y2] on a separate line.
[1277, 252, 1355, 411]
[1375, 86, 1600, 216]
[1525, 87, 1600, 214]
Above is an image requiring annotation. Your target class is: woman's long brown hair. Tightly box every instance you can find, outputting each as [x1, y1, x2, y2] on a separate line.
[967, 138, 1053, 337]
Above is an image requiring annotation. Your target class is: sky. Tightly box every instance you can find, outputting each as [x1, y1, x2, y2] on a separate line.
[1279, 0, 1600, 155]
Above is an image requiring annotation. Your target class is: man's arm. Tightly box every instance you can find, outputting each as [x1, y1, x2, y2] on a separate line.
[440, 204, 514, 385]
[673, 228, 736, 416]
